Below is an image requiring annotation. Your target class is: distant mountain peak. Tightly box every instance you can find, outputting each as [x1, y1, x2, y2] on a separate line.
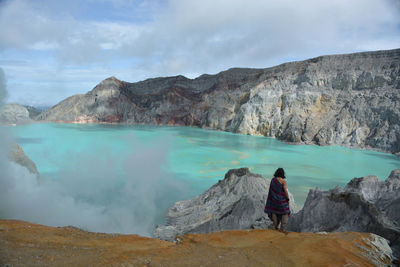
[102, 76, 121, 83]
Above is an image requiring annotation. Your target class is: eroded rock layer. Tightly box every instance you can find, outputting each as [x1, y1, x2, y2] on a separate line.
[38, 49, 400, 153]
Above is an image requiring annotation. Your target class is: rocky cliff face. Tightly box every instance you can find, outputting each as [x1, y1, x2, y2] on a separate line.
[288, 169, 400, 258]
[0, 103, 33, 124]
[37, 49, 400, 153]
[154, 168, 298, 241]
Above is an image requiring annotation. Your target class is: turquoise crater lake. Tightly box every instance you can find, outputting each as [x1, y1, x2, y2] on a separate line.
[8, 123, 400, 235]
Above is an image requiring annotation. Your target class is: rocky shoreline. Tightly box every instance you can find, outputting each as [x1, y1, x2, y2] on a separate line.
[2, 49, 400, 155]
[28, 48, 400, 154]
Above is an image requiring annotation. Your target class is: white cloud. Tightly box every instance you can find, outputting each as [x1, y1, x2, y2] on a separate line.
[29, 41, 60, 51]
[0, 0, 399, 105]
[142, 0, 400, 72]
[0, 0, 71, 50]
[2, 0, 399, 66]
[0, 68, 6, 104]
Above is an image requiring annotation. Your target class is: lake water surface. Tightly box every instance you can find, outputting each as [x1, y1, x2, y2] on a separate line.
[8, 123, 400, 235]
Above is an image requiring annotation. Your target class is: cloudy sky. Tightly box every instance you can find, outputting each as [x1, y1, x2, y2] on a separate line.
[0, 0, 399, 106]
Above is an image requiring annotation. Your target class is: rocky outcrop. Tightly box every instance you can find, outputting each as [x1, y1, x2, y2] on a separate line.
[155, 167, 400, 258]
[154, 168, 298, 241]
[345, 169, 400, 225]
[0, 103, 32, 124]
[288, 169, 400, 258]
[38, 49, 400, 153]
[8, 143, 39, 178]
[0, 219, 393, 266]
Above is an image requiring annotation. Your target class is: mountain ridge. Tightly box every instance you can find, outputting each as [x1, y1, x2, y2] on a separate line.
[37, 48, 400, 153]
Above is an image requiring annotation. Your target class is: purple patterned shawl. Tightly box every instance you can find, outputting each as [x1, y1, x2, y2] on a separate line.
[264, 177, 290, 219]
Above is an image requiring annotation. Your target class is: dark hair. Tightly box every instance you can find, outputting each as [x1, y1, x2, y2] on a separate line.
[274, 168, 285, 179]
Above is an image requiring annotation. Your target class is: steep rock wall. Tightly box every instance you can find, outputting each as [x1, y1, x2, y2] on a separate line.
[37, 49, 400, 153]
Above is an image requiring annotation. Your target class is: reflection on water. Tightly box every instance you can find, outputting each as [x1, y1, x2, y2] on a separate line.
[9, 123, 400, 207]
[365, 151, 400, 162]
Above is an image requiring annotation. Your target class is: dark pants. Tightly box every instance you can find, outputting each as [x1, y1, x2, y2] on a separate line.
[271, 213, 289, 231]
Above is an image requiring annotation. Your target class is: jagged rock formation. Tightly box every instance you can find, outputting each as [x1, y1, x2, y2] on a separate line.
[288, 169, 400, 258]
[345, 169, 400, 226]
[0, 220, 393, 267]
[8, 143, 40, 178]
[0, 103, 33, 124]
[154, 168, 298, 241]
[38, 49, 400, 153]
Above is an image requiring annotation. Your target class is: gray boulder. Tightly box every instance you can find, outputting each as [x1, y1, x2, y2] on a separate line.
[346, 169, 400, 225]
[154, 168, 298, 241]
[288, 169, 400, 258]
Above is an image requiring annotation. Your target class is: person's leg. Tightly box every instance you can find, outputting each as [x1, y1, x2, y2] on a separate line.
[271, 213, 279, 230]
[280, 214, 289, 231]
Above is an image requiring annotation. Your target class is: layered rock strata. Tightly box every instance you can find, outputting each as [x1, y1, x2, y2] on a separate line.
[288, 169, 400, 258]
[38, 49, 400, 153]
[0, 219, 393, 266]
[154, 168, 298, 241]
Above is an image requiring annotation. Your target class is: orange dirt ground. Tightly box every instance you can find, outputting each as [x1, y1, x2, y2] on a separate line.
[0, 219, 391, 266]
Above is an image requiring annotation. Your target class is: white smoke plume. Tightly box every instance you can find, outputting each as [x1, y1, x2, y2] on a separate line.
[0, 68, 187, 235]
[0, 68, 13, 192]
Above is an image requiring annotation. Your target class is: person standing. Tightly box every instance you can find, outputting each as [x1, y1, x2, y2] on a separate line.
[264, 168, 290, 232]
